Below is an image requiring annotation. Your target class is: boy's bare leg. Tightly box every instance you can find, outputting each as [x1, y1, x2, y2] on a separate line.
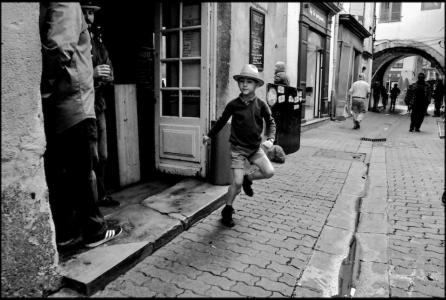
[246, 155, 275, 181]
[225, 168, 244, 206]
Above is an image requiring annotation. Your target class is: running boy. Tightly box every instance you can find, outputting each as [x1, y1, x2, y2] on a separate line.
[203, 64, 276, 227]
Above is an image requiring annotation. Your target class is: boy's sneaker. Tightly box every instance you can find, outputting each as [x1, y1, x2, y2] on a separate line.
[84, 226, 122, 248]
[242, 175, 254, 197]
[221, 205, 235, 227]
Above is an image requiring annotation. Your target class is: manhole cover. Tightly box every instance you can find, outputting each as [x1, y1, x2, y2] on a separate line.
[313, 150, 366, 162]
[361, 137, 387, 142]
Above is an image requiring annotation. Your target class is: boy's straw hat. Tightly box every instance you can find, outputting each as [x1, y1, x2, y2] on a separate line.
[233, 64, 264, 87]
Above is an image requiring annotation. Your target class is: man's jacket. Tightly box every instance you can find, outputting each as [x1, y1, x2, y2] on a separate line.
[40, 2, 95, 134]
[91, 31, 114, 113]
[405, 81, 432, 108]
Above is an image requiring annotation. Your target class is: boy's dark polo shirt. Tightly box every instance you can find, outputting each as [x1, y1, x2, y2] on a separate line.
[208, 96, 276, 151]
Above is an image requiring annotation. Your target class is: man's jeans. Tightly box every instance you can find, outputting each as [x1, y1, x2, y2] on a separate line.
[44, 118, 107, 243]
[95, 111, 108, 201]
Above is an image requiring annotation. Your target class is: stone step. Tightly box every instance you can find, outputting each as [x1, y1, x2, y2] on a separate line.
[55, 178, 228, 296]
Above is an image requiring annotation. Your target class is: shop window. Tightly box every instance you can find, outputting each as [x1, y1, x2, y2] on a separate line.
[421, 2, 441, 10]
[160, 2, 201, 118]
[379, 2, 401, 23]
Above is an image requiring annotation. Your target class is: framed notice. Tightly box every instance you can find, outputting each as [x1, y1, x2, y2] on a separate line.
[249, 8, 265, 71]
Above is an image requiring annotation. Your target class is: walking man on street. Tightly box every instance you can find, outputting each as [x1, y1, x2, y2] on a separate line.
[40, 2, 122, 251]
[348, 73, 370, 129]
[406, 72, 432, 132]
[389, 83, 400, 113]
[81, 1, 119, 207]
[203, 64, 276, 227]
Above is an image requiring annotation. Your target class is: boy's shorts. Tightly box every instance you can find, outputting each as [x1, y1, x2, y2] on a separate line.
[230, 144, 267, 169]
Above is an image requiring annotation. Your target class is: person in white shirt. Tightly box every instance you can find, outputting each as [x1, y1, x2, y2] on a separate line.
[348, 73, 371, 129]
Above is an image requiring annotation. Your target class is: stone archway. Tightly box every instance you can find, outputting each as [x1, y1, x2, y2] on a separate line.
[372, 39, 445, 83]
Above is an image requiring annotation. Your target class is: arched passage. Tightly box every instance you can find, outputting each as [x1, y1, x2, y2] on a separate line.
[372, 39, 445, 83]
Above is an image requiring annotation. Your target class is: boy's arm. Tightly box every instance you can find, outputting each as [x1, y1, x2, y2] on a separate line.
[203, 103, 232, 143]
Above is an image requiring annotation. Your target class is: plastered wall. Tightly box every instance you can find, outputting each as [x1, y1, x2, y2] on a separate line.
[1, 3, 61, 297]
[224, 2, 289, 111]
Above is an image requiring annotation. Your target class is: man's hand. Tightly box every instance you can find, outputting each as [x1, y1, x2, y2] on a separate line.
[262, 139, 273, 149]
[203, 135, 211, 145]
[94, 64, 111, 80]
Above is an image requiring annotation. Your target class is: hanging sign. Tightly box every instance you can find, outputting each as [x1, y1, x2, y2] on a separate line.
[304, 3, 327, 28]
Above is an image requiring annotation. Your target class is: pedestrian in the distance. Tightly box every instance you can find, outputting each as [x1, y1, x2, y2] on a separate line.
[81, 1, 120, 207]
[273, 61, 290, 86]
[203, 64, 276, 227]
[433, 74, 444, 117]
[372, 80, 381, 112]
[40, 2, 122, 252]
[406, 72, 432, 132]
[389, 83, 400, 113]
[348, 73, 371, 129]
[381, 85, 389, 111]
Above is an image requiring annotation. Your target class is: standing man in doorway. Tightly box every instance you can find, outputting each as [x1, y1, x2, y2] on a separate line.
[40, 2, 122, 251]
[348, 73, 371, 129]
[81, 1, 119, 207]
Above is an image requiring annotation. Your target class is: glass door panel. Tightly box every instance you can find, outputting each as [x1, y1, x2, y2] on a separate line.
[160, 2, 201, 118]
[182, 3, 201, 26]
[162, 3, 179, 28]
[183, 30, 201, 57]
[182, 90, 200, 117]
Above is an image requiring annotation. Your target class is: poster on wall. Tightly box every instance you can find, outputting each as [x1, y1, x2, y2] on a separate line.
[249, 8, 265, 71]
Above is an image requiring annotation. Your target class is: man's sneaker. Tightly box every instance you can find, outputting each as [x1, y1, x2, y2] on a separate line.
[56, 236, 83, 252]
[84, 226, 122, 248]
[242, 175, 254, 197]
[221, 205, 235, 227]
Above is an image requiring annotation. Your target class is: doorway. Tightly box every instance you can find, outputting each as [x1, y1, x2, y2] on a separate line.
[94, 2, 157, 190]
[305, 30, 324, 119]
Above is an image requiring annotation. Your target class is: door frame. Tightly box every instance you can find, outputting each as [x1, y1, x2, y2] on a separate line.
[314, 49, 324, 118]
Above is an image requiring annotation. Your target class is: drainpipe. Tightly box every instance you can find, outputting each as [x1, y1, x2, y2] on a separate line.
[330, 13, 340, 119]
[368, 3, 377, 111]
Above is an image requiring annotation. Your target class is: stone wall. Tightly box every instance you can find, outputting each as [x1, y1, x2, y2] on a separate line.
[1, 3, 61, 297]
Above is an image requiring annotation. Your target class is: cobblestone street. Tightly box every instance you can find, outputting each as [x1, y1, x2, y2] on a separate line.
[385, 114, 444, 297]
[92, 108, 444, 297]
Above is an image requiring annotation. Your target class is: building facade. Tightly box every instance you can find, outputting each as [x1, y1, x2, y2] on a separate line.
[373, 2, 445, 82]
[330, 2, 374, 119]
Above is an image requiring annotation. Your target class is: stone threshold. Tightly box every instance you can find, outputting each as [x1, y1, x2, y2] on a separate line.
[50, 178, 228, 297]
[301, 117, 331, 132]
